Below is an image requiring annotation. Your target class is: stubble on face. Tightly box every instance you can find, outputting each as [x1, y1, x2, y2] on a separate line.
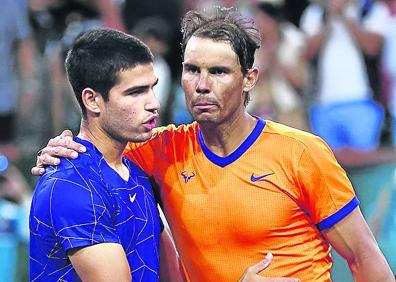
[181, 37, 246, 125]
[100, 65, 159, 144]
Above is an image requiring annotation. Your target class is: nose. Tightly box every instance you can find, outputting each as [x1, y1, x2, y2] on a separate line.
[196, 71, 210, 94]
[146, 89, 160, 113]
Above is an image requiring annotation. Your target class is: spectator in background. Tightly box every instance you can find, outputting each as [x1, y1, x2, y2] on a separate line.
[0, 155, 31, 282]
[248, 1, 309, 131]
[300, 0, 384, 151]
[363, 0, 396, 146]
[132, 17, 173, 126]
[0, 0, 37, 158]
[121, 0, 184, 125]
[121, 0, 183, 81]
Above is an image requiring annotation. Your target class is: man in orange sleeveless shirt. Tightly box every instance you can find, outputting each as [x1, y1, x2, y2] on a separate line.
[32, 7, 394, 282]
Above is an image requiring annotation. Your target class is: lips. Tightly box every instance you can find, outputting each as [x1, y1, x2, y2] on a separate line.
[142, 115, 158, 130]
[192, 101, 218, 110]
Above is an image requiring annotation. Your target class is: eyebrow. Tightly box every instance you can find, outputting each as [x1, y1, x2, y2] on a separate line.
[183, 62, 230, 71]
[123, 78, 159, 93]
[182, 63, 198, 69]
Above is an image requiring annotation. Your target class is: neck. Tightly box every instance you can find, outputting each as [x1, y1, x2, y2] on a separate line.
[78, 120, 127, 170]
[198, 112, 257, 157]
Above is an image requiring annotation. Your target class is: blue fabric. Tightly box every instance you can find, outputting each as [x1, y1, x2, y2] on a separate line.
[309, 99, 384, 150]
[30, 137, 160, 281]
[317, 197, 360, 230]
[198, 118, 266, 167]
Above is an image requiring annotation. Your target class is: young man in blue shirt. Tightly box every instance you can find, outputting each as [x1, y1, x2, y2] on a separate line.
[29, 28, 162, 281]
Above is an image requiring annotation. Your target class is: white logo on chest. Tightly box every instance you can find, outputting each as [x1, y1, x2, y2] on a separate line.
[129, 193, 137, 203]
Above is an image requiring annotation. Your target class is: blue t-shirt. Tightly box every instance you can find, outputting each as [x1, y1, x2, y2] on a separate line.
[29, 137, 161, 281]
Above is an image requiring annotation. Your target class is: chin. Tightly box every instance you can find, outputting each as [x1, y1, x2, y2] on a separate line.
[194, 114, 220, 124]
[129, 132, 152, 143]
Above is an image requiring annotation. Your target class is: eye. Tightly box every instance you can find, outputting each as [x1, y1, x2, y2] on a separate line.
[209, 67, 227, 75]
[184, 65, 199, 74]
[126, 87, 146, 96]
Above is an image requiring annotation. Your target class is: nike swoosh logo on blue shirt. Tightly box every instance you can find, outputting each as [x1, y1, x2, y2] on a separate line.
[129, 193, 137, 203]
[250, 173, 274, 182]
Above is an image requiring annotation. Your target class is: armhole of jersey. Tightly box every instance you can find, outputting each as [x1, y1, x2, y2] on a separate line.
[316, 197, 360, 231]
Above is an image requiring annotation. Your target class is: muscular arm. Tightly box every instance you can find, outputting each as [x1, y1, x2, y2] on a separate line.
[322, 208, 394, 281]
[69, 243, 131, 282]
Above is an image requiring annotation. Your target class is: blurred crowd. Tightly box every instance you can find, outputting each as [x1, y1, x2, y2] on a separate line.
[1, 0, 396, 281]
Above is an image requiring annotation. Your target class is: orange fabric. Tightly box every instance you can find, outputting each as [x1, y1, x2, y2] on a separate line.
[124, 120, 357, 281]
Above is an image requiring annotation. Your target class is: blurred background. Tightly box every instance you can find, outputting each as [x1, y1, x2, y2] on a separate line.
[0, 0, 395, 281]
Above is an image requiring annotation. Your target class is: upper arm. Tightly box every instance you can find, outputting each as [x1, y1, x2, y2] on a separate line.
[48, 168, 121, 251]
[69, 243, 131, 282]
[322, 207, 394, 280]
[322, 207, 376, 262]
[160, 228, 186, 282]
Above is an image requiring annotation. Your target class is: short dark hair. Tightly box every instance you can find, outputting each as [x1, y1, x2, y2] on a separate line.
[65, 28, 153, 118]
[181, 7, 261, 106]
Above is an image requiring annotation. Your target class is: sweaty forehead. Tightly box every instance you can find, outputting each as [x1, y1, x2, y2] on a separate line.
[183, 36, 239, 67]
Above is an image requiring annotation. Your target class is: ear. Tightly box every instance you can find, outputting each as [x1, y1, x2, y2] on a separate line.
[243, 67, 259, 92]
[81, 88, 102, 115]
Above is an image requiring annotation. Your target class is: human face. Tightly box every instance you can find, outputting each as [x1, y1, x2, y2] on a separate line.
[181, 36, 248, 125]
[100, 63, 160, 143]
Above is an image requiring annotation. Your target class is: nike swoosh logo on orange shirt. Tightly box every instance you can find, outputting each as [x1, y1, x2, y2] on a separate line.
[250, 173, 274, 182]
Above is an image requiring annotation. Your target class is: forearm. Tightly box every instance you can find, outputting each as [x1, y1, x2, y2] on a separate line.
[348, 243, 394, 282]
[324, 208, 394, 282]
[304, 30, 327, 60]
[342, 17, 383, 56]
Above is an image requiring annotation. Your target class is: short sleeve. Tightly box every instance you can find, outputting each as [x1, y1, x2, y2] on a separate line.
[296, 136, 359, 230]
[49, 167, 120, 252]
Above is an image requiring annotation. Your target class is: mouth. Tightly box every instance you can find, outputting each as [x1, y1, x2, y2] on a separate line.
[142, 115, 158, 131]
[192, 102, 218, 111]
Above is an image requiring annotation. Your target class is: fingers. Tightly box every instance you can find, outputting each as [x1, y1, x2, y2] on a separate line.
[250, 253, 273, 274]
[39, 146, 80, 165]
[31, 146, 82, 176]
[31, 166, 45, 176]
[47, 132, 86, 154]
[238, 253, 300, 282]
[31, 130, 86, 177]
[61, 129, 74, 138]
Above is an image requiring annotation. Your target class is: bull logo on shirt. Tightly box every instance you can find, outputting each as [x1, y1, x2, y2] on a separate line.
[181, 171, 195, 183]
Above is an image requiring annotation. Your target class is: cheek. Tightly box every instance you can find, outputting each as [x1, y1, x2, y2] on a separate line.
[112, 104, 138, 125]
[181, 77, 195, 100]
[181, 73, 198, 89]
